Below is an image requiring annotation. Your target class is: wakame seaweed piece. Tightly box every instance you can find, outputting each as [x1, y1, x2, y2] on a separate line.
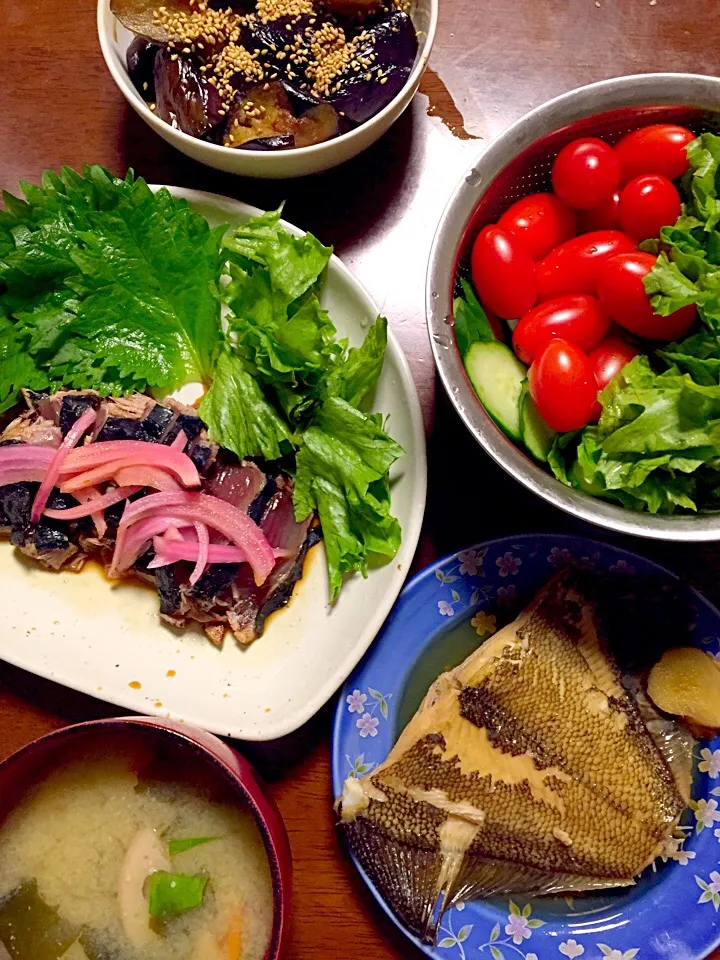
[154, 49, 223, 138]
[0, 880, 79, 960]
[127, 36, 161, 101]
[328, 12, 418, 125]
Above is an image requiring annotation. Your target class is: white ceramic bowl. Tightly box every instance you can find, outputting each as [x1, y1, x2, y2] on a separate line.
[97, 0, 437, 178]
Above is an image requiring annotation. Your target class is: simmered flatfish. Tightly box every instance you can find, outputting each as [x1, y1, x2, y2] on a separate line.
[338, 571, 691, 943]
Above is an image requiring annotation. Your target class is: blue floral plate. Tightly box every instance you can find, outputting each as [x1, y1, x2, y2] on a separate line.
[331, 534, 720, 960]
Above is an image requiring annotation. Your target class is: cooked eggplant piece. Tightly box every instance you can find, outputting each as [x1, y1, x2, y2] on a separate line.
[110, 0, 188, 42]
[127, 36, 160, 101]
[154, 50, 223, 137]
[322, 0, 382, 14]
[294, 102, 339, 146]
[242, 135, 297, 150]
[329, 11, 417, 124]
[224, 82, 339, 149]
[223, 82, 297, 147]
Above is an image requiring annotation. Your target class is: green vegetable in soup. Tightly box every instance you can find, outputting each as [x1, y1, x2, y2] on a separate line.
[0, 880, 78, 960]
[168, 837, 217, 857]
[147, 872, 208, 919]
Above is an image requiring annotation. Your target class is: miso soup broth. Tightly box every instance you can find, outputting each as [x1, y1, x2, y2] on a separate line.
[0, 751, 274, 960]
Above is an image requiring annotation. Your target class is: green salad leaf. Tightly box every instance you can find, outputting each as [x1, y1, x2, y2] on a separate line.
[198, 349, 293, 462]
[147, 871, 208, 918]
[294, 398, 404, 600]
[168, 837, 218, 857]
[0, 166, 224, 401]
[453, 278, 496, 357]
[0, 172, 403, 596]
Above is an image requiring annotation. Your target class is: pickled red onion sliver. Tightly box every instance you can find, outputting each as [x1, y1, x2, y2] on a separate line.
[73, 486, 108, 539]
[0, 466, 50, 486]
[113, 465, 181, 492]
[108, 515, 190, 577]
[148, 536, 249, 568]
[59, 441, 200, 487]
[43, 486, 142, 522]
[31, 407, 97, 523]
[189, 522, 209, 585]
[61, 455, 193, 493]
[0, 446, 55, 464]
[117, 492, 275, 585]
[170, 430, 188, 452]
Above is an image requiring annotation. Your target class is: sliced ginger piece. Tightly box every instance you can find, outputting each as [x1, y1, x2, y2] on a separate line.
[647, 647, 720, 731]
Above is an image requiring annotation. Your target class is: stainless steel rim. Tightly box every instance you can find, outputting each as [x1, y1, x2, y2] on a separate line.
[427, 72, 720, 541]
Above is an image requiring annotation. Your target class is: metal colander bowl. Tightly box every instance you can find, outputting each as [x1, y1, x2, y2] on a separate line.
[427, 73, 720, 542]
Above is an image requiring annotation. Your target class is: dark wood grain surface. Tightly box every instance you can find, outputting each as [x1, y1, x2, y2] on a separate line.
[2, 0, 720, 957]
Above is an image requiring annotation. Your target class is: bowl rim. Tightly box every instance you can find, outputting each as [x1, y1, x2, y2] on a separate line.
[427, 71, 720, 542]
[97, 0, 438, 163]
[0, 716, 290, 960]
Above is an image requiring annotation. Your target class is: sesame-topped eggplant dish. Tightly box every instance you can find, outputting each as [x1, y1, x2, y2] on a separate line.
[0, 167, 404, 647]
[0, 388, 320, 646]
[111, 0, 418, 150]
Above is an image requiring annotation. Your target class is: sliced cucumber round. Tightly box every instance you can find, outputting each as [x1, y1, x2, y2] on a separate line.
[519, 383, 556, 463]
[463, 340, 527, 442]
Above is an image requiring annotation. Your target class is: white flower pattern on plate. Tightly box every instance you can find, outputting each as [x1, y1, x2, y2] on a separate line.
[598, 948, 639, 960]
[438, 600, 455, 617]
[699, 747, 720, 778]
[346, 689, 367, 714]
[609, 559, 636, 575]
[505, 914, 532, 944]
[496, 551, 522, 577]
[548, 546, 573, 568]
[457, 549, 483, 576]
[356, 712, 379, 738]
[559, 942, 585, 958]
[696, 870, 720, 910]
[693, 797, 720, 830]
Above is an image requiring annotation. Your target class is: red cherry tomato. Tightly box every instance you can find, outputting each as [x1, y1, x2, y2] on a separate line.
[589, 337, 640, 419]
[528, 339, 598, 432]
[551, 138, 621, 210]
[579, 192, 622, 232]
[470, 225, 538, 319]
[619, 174, 681, 243]
[596, 252, 697, 340]
[512, 295, 609, 365]
[536, 230, 636, 300]
[498, 192, 578, 261]
[615, 124, 695, 184]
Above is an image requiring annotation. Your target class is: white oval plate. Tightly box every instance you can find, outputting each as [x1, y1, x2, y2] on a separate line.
[0, 188, 426, 741]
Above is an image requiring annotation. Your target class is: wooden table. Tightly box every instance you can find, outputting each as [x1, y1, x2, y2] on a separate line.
[3, 1, 720, 957]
